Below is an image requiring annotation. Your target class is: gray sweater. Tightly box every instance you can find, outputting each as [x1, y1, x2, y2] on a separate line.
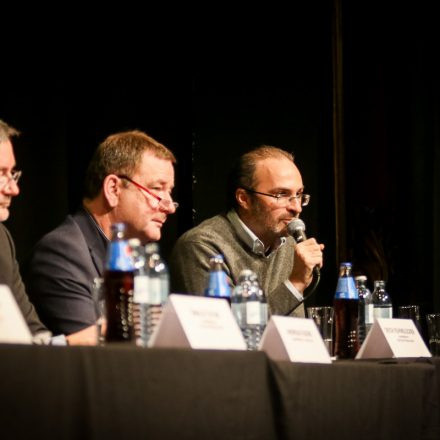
[169, 211, 304, 317]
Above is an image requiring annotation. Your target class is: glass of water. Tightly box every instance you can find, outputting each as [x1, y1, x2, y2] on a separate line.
[307, 306, 334, 356]
[426, 313, 440, 356]
[92, 277, 106, 345]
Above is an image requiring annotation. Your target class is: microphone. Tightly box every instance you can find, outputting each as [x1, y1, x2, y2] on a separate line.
[287, 219, 320, 277]
[284, 218, 321, 316]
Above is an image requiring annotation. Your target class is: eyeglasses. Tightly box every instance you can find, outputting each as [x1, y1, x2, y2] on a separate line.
[0, 170, 22, 189]
[242, 187, 310, 207]
[117, 175, 179, 211]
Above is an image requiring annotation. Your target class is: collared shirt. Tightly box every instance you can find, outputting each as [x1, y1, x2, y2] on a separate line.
[227, 210, 303, 302]
[83, 205, 110, 243]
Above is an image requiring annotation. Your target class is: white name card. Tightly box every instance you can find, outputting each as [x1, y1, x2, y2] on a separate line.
[149, 294, 247, 350]
[259, 316, 332, 364]
[356, 318, 431, 359]
[0, 285, 33, 344]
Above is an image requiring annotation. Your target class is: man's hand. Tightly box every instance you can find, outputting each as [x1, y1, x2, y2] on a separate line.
[66, 324, 98, 345]
[289, 238, 324, 293]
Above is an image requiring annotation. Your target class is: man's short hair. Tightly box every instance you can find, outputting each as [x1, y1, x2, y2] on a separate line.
[84, 130, 176, 199]
[0, 120, 20, 142]
[226, 145, 295, 209]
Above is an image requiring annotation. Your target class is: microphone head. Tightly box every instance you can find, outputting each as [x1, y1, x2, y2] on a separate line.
[287, 218, 307, 243]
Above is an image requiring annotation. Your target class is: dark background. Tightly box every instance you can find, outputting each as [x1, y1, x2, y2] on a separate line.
[2, 1, 439, 313]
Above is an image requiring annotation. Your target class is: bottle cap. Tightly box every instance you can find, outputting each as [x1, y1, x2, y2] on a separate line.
[211, 254, 224, 262]
[128, 238, 141, 248]
[145, 242, 160, 253]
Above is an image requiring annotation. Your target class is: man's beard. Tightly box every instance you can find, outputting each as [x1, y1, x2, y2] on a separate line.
[250, 199, 286, 243]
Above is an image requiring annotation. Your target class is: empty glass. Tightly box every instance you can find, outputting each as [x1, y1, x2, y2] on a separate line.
[307, 306, 334, 356]
[398, 305, 422, 336]
[426, 313, 440, 356]
[92, 277, 106, 345]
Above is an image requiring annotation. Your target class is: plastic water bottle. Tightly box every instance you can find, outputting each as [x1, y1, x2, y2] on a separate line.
[231, 269, 267, 350]
[355, 275, 373, 343]
[204, 254, 231, 302]
[133, 242, 169, 346]
[103, 222, 135, 343]
[333, 262, 360, 358]
[372, 280, 392, 320]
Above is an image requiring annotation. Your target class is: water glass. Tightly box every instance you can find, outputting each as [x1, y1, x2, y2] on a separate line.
[426, 313, 440, 356]
[398, 305, 423, 336]
[307, 306, 334, 356]
[92, 277, 106, 345]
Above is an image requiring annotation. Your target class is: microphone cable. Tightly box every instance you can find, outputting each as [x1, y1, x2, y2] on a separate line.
[284, 268, 321, 316]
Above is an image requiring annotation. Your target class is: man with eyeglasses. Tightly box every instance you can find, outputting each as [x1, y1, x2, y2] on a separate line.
[169, 145, 324, 317]
[26, 130, 177, 335]
[0, 119, 97, 344]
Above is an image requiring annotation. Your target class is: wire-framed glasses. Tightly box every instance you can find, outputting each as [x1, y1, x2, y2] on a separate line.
[0, 170, 22, 189]
[117, 175, 179, 211]
[242, 186, 310, 207]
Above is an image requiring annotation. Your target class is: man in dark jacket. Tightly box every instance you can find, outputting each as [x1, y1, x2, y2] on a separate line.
[0, 119, 95, 344]
[26, 130, 178, 335]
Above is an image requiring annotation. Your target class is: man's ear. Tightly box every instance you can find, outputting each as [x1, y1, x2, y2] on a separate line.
[102, 175, 121, 208]
[236, 188, 251, 210]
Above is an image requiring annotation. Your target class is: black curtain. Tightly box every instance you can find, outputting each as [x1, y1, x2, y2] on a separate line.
[2, 2, 439, 314]
[343, 1, 440, 314]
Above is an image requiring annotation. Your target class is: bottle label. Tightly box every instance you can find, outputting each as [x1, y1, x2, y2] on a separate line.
[107, 241, 135, 271]
[134, 275, 149, 303]
[147, 278, 162, 305]
[246, 301, 262, 325]
[133, 276, 162, 305]
[205, 271, 231, 298]
[373, 307, 393, 319]
[365, 304, 374, 324]
[335, 278, 358, 299]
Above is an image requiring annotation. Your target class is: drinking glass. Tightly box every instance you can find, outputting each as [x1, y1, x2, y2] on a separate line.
[426, 313, 440, 356]
[398, 305, 422, 336]
[92, 277, 106, 345]
[306, 306, 334, 356]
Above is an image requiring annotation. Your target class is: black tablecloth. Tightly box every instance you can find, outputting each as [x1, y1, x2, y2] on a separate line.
[0, 345, 439, 440]
[271, 358, 439, 440]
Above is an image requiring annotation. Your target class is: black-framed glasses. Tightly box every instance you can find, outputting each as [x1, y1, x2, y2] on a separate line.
[241, 187, 310, 207]
[0, 170, 22, 189]
[117, 175, 179, 211]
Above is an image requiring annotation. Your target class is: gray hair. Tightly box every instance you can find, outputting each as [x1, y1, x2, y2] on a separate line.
[0, 120, 20, 142]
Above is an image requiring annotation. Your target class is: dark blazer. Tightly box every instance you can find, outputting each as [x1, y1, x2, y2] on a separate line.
[0, 223, 47, 335]
[26, 207, 108, 335]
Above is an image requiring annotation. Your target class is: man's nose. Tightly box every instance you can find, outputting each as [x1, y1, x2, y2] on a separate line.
[3, 179, 20, 196]
[286, 197, 302, 213]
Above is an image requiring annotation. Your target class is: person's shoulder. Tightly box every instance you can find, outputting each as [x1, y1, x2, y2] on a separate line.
[177, 213, 231, 243]
[0, 222, 10, 238]
[33, 213, 84, 250]
[0, 223, 13, 248]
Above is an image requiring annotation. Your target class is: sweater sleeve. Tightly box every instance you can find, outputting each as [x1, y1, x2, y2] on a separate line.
[267, 282, 305, 317]
[169, 238, 231, 295]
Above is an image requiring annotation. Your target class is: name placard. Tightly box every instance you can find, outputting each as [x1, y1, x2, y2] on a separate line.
[0, 285, 33, 344]
[149, 294, 247, 350]
[259, 316, 332, 363]
[356, 318, 431, 359]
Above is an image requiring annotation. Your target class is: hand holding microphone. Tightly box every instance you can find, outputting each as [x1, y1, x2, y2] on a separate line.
[283, 218, 324, 315]
[287, 218, 323, 278]
[287, 218, 324, 292]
